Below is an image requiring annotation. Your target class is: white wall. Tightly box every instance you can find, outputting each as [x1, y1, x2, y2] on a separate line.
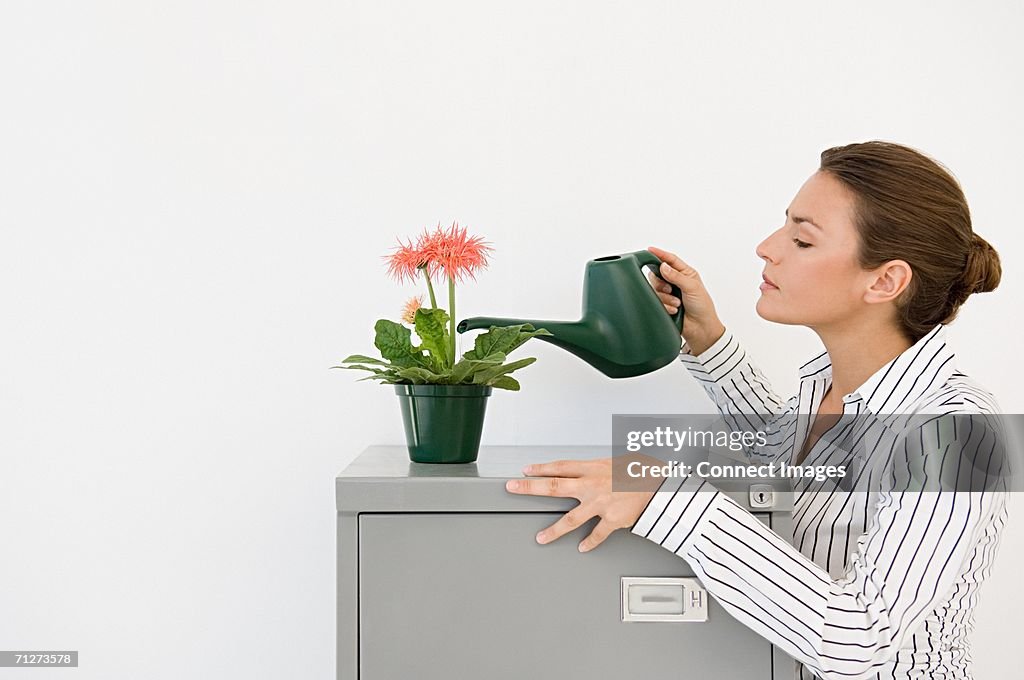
[1, 1, 1021, 678]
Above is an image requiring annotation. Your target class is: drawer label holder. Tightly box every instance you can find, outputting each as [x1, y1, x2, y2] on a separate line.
[621, 577, 708, 623]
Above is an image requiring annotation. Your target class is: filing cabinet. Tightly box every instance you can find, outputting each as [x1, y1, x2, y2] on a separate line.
[337, 445, 796, 679]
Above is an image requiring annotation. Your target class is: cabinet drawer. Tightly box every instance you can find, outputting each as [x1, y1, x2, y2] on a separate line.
[358, 512, 773, 680]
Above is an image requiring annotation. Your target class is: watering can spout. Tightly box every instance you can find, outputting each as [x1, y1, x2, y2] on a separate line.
[456, 316, 603, 366]
[456, 316, 576, 336]
[456, 250, 685, 379]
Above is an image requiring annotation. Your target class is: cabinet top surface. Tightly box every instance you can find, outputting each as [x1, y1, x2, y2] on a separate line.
[337, 445, 612, 480]
[335, 446, 793, 514]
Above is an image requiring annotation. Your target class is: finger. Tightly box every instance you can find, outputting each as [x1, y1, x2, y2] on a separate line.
[654, 289, 681, 306]
[656, 262, 703, 299]
[646, 270, 674, 294]
[522, 459, 588, 478]
[646, 272, 680, 313]
[505, 476, 580, 497]
[535, 505, 595, 545]
[647, 275, 680, 310]
[648, 246, 700, 278]
[578, 518, 616, 552]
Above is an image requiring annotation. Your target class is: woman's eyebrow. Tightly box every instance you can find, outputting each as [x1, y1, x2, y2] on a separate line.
[785, 208, 823, 231]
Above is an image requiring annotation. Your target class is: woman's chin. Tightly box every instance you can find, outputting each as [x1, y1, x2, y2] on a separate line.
[755, 297, 777, 321]
[756, 298, 795, 324]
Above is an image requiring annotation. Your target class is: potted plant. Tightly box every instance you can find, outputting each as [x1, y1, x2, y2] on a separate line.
[333, 222, 551, 464]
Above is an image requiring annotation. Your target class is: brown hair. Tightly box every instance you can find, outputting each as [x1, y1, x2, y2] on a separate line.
[819, 141, 1001, 343]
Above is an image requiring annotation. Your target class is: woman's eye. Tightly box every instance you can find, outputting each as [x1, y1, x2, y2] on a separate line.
[792, 238, 812, 249]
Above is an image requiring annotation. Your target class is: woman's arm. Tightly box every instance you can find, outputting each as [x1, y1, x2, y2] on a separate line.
[647, 249, 790, 462]
[630, 414, 1008, 680]
[680, 328, 796, 463]
[682, 327, 791, 419]
[645, 246, 792, 462]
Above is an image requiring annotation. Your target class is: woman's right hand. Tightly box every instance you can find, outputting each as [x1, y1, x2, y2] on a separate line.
[646, 246, 726, 356]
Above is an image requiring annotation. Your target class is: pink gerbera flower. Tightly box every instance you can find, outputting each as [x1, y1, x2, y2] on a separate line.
[418, 222, 493, 283]
[377, 221, 495, 371]
[400, 295, 423, 324]
[383, 237, 427, 284]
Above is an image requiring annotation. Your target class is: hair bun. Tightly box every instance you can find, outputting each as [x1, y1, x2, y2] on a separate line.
[962, 233, 1001, 295]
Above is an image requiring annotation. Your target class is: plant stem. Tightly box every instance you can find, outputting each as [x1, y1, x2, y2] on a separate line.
[448, 275, 456, 369]
[422, 268, 438, 309]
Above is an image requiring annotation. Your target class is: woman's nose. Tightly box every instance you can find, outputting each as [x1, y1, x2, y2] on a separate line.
[756, 234, 775, 263]
[756, 225, 787, 263]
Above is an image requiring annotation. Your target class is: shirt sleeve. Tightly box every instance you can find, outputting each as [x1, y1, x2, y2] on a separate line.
[680, 328, 797, 464]
[630, 416, 1007, 680]
[681, 328, 793, 421]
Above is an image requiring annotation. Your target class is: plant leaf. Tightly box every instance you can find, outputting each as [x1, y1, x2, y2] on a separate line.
[450, 359, 477, 384]
[338, 354, 390, 366]
[472, 351, 507, 364]
[395, 366, 448, 384]
[463, 324, 554, 361]
[489, 376, 521, 391]
[336, 365, 404, 382]
[413, 307, 451, 372]
[374, 319, 423, 368]
[332, 364, 387, 374]
[507, 324, 554, 354]
[465, 325, 521, 360]
[451, 354, 506, 384]
[460, 325, 516, 360]
[473, 357, 537, 384]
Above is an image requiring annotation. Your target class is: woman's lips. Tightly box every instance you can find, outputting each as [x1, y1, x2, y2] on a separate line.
[760, 274, 778, 291]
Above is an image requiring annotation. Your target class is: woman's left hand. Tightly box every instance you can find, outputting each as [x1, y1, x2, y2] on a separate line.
[504, 456, 660, 552]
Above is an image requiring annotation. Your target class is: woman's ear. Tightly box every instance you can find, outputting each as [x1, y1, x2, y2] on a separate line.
[864, 260, 912, 304]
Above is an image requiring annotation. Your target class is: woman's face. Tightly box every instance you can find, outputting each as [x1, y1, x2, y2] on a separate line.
[755, 170, 877, 328]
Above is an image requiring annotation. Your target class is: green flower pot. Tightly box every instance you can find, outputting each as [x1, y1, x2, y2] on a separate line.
[394, 384, 493, 464]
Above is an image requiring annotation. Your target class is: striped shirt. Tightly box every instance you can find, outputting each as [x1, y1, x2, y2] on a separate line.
[630, 323, 1009, 680]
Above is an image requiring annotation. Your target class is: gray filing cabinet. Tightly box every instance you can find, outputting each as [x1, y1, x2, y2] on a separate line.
[337, 446, 797, 680]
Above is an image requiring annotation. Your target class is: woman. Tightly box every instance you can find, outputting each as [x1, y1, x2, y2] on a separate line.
[505, 141, 1007, 679]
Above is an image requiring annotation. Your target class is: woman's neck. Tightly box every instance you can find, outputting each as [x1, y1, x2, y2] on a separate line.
[813, 320, 913, 402]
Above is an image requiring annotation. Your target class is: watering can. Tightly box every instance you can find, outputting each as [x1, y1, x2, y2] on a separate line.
[456, 250, 685, 378]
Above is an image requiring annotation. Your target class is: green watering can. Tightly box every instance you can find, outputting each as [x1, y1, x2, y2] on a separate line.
[456, 250, 685, 379]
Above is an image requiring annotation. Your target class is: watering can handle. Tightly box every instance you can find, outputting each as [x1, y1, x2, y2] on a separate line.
[635, 251, 685, 332]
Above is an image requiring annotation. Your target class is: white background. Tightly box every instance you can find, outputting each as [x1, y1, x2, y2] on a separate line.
[2, 2, 1022, 678]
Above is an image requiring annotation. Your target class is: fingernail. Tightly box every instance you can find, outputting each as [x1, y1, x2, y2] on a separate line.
[578, 543, 589, 553]
[522, 465, 533, 474]
[661, 262, 669, 270]
[506, 480, 518, 491]
[535, 532, 546, 544]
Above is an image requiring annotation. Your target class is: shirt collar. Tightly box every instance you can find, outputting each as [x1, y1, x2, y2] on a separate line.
[797, 324, 958, 413]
